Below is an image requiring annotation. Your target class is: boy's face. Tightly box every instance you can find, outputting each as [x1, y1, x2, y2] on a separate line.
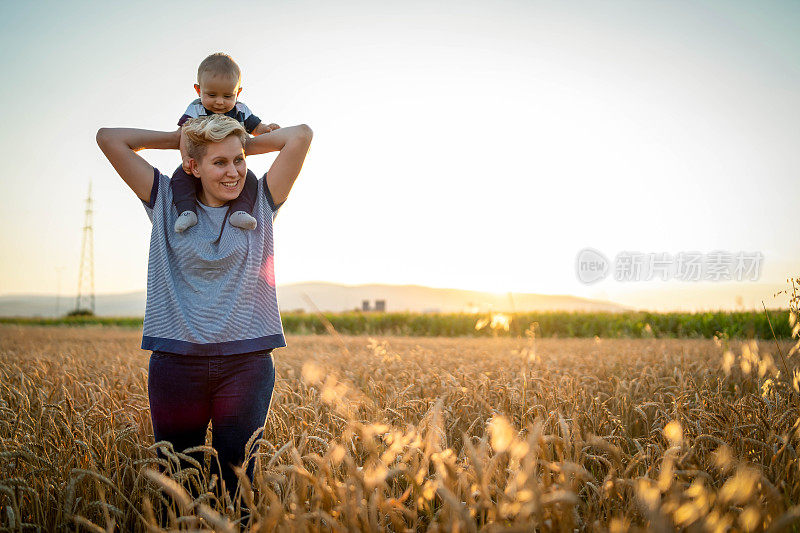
[195, 73, 242, 114]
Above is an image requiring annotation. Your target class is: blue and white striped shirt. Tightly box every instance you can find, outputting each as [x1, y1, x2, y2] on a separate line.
[140, 168, 285, 355]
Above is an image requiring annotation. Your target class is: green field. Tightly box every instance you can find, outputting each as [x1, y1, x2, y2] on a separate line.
[1, 309, 794, 339]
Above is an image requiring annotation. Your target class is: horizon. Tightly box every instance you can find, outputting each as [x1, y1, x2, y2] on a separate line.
[0, 278, 792, 314]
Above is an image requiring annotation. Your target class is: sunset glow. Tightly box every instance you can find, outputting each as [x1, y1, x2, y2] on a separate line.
[1, 1, 798, 311]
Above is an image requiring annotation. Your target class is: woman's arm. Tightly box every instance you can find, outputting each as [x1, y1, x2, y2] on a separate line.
[245, 124, 313, 206]
[96, 128, 181, 203]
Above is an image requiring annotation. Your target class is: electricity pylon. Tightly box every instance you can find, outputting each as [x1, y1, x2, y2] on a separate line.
[74, 182, 95, 315]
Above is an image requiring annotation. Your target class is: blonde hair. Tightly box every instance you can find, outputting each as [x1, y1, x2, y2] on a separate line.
[197, 52, 241, 84]
[182, 115, 248, 161]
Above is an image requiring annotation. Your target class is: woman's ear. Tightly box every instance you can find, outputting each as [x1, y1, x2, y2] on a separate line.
[188, 158, 202, 178]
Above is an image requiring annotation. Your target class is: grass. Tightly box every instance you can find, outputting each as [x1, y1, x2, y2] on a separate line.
[1, 325, 799, 531]
[0, 308, 794, 339]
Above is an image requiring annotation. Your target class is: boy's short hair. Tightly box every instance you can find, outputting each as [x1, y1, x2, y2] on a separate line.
[197, 53, 241, 84]
[182, 115, 248, 162]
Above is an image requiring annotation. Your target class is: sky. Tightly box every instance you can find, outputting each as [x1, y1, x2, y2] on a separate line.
[0, 0, 798, 311]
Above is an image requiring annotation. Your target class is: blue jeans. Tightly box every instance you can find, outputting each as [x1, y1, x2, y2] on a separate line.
[147, 350, 275, 505]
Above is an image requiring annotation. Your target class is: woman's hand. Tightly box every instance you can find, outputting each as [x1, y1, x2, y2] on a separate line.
[177, 128, 193, 173]
[96, 128, 179, 203]
[245, 124, 313, 206]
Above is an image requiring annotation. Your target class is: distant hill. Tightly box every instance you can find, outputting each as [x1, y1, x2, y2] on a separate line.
[0, 292, 147, 318]
[0, 282, 628, 317]
[277, 282, 629, 313]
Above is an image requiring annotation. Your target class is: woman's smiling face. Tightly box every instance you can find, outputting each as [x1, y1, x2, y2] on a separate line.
[190, 135, 247, 207]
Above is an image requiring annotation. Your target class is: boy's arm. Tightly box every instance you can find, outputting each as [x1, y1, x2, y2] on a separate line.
[96, 128, 179, 203]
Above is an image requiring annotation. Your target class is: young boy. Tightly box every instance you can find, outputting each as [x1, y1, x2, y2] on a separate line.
[172, 53, 279, 232]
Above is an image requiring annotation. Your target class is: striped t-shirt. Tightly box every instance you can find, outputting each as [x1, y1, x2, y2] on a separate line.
[140, 167, 285, 355]
[178, 99, 262, 134]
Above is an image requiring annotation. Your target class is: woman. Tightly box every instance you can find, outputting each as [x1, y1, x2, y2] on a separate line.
[96, 115, 312, 511]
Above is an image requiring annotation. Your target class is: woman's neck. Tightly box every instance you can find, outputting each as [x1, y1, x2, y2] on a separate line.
[197, 189, 226, 208]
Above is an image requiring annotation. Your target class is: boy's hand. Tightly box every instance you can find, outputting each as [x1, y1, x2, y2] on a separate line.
[253, 122, 281, 135]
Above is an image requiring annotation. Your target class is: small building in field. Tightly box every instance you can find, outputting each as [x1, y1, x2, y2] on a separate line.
[361, 299, 387, 312]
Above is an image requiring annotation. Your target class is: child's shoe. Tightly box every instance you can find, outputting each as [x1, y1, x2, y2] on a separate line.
[230, 211, 257, 230]
[174, 211, 198, 233]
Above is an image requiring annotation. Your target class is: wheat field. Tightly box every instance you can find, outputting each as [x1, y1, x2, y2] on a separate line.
[1, 324, 799, 532]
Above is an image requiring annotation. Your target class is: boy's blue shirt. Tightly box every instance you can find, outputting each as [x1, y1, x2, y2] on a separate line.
[178, 99, 262, 134]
